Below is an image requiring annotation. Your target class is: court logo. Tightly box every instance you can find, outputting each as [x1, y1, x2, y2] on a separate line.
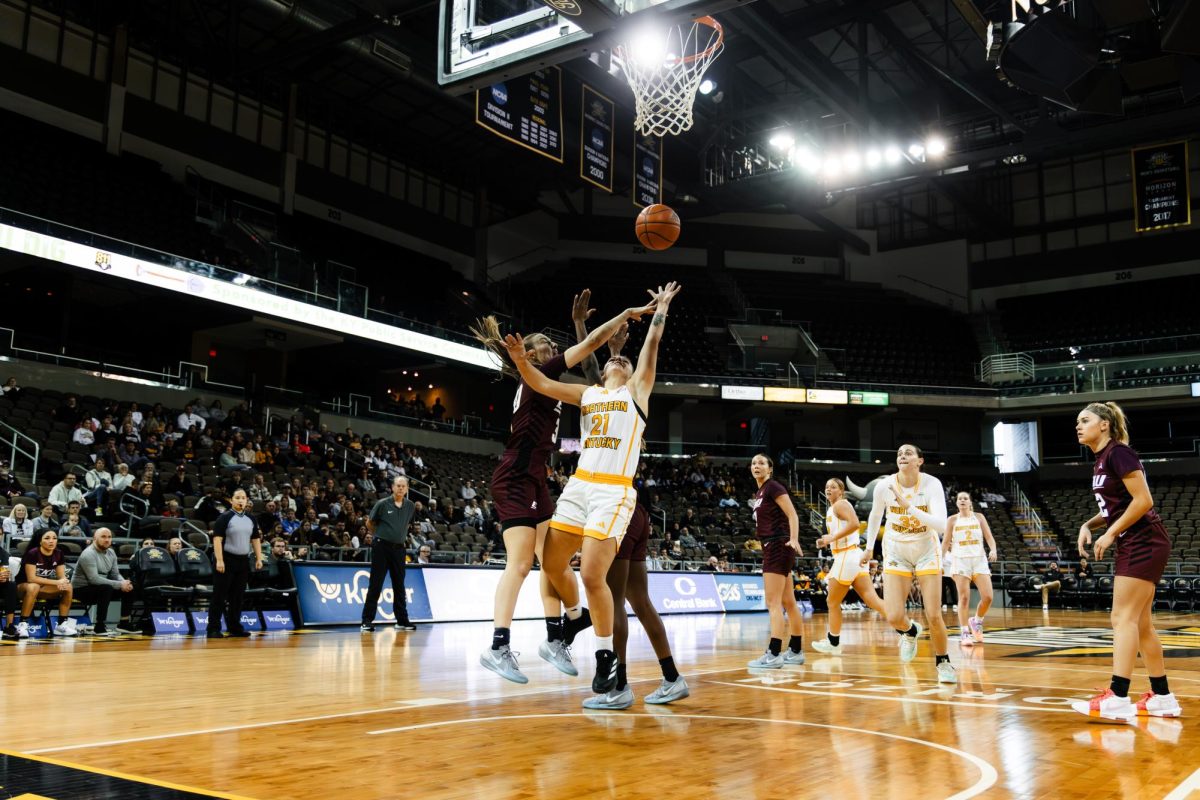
[539, 0, 582, 16]
[991, 625, 1200, 658]
[491, 84, 508, 105]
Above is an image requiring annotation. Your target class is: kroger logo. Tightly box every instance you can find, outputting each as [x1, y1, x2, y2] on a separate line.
[159, 615, 186, 629]
[491, 84, 508, 105]
[265, 613, 290, 624]
[309, 570, 403, 621]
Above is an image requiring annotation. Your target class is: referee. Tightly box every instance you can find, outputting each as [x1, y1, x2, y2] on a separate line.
[208, 488, 263, 639]
[361, 475, 417, 632]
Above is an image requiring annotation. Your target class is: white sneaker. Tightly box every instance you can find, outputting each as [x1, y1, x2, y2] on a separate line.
[812, 638, 843, 655]
[747, 650, 785, 669]
[1136, 691, 1182, 718]
[898, 621, 922, 663]
[54, 618, 79, 637]
[1072, 689, 1135, 722]
[936, 660, 957, 683]
[644, 676, 690, 705]
[1042, 604, 1049, 610]
[537, 639, 579, 677]
[782, 648, 806, 666]
[15, 621, 30, 639]
[960, 630, 974, 648]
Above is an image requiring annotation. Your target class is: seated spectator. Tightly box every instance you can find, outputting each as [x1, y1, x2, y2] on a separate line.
[1073, 558, 1094, 579]
[195, 488, 229, 524]
[162, 498, 182, 518]
[357, 469, 377, 495]
[48, 472, 86, 516]
[70, 527, 133, 635]
[274, 485, 298, 514]
[177, 404, 206, 432]
[219, 444, 251, 471]
[679, 528, 698, 548]
[133, 437, 156, 467]
[460, 480, 477, 501]
[17, 530, 77, 637]
[57, 501, 92, 537]
[237, 441, 257, 466]
[280, 508, 301, 538]
[84, 458, 113, 515]
[31, 503, 58, 536]
[268, 538, 294, 563]
[0, 461, 38, 503]
[700, 556, 719, 572]
[248, 474, 272, 503]
[72, 420, 96, 447]
[1, 376, 20, 398]
[718, 493, 739, 509]
[1036, 562, 1064, 608]
[413, 544, 433, 564]
[257, 500, 280, 533]
[3, 502, 34, 546]
[111, 463, 134, 495]
[0, 540, 17, 638]
[167, 537, 184, 556]
[463, 499, 484, 530]
[208, 400, 227, 423]
[165, 465, 194, 499]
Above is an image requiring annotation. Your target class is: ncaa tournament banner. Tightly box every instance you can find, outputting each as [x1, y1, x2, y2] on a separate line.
[580, 85, 614, 193]
[1131, 141, 1191, 232]
[294, 563, 432, 625]
[632, 131, 663, 208]
[644, 572, 723, 614]
[715, 574, 767, 612]
[475, 67, 564, 163]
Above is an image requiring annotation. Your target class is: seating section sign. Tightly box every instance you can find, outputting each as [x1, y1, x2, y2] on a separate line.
[476, 67, 564, 163]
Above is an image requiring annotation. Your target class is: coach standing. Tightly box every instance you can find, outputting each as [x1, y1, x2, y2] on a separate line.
[361, 476, 417, 632]
[208, 488, 262, 639]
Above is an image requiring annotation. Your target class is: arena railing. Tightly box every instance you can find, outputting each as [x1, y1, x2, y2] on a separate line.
[0, 417, 40, 485]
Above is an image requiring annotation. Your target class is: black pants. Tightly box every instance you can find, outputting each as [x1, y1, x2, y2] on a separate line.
[210, 553, 250, 633]
[362, 540, 409, 625]
[0, 580, 16, 617]
[72, 584, 131, 628]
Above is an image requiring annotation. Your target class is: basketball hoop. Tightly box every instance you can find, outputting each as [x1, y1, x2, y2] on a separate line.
[614, 16, 724, 137]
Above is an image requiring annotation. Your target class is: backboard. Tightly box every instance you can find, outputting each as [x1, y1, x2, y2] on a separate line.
[438, 0, 740, 94]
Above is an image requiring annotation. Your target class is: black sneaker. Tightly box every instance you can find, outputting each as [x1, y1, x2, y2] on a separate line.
[206, 630, 225, 639]
[228, 630, 252, 638]
[360, 623, 375, 632]
[394, 622, 417, 631]
[592, 649, 619, 694]
[1, 624, 18, 640]
[562, 607, 593, 646]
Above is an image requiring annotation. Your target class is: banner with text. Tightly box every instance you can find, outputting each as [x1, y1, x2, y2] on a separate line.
[632, 132, 663, 208]
[476, 67, 564, 163]
[1132, 141, 1191, 232]
[293, 563, 432, 625]
[580, 85, 614, 193]
[644, 572, 724, 614]
[714, 574, 767, 612]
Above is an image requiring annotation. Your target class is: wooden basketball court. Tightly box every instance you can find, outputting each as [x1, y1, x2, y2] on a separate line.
[3, 608, 1199, 799]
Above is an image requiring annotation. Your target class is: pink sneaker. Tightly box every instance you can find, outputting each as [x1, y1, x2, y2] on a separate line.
[968, 616, 984, 643]
[1072, 689, 1135, 723]
[1136, 691, 1182, 718]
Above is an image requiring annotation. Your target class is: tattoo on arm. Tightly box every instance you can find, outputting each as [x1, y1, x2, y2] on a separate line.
[651, 313, 666, 327]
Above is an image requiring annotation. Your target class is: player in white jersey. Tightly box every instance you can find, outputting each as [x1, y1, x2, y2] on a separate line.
[862, 444, 955, 683]
[812, 478, 886, 655]
[503, 281, 681, 703]
[941, 491, 997, 648]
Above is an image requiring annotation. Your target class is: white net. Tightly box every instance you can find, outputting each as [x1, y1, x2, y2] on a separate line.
[614, 16, 724, 137]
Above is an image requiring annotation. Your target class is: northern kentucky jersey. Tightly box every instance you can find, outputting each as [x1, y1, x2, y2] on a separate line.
[498, 354, 567, 478]
[949, 514, 985, 558]
[1093, 440, 1161, 531]
[576, 385, 644, 481]
[884, 473, 945, 541]
[825, 506, 860, 551]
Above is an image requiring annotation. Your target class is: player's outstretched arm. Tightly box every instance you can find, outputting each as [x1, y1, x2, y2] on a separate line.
[562, 296, 656, 371]
[629, 282, 681, 409]
[503, 333, 586, 407]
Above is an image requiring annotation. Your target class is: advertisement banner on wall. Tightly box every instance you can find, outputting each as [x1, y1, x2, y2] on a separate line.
[294, 564, 433, 625]
[714, 574, 767, 612]
[644, 572, 724, 615]
[422, 567, 584, 622]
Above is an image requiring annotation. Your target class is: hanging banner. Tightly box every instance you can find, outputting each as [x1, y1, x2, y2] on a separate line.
[632, 131, 663, 207]
[580, 85, 614, 192]
[1132, 141, 1191, 233]
[475, 67, 564, 163]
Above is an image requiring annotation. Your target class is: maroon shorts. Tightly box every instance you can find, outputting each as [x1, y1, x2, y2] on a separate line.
[617, 504, 649, 561]
[490, 468, 554, 530]
[1114, 521, 1171, 583]
[761, 539, 796, 576]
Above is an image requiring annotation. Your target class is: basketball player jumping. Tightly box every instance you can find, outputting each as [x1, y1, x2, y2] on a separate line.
[812, 478, 886, 655]
[502, 281, 681, 702]
[861, 444, 956, 683]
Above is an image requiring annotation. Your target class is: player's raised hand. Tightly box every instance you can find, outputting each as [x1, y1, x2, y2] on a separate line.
[502, 333, 531, 364]
[624, 300, 658, 320]
[647, 281, 682, 306]
[609, 322, 629, 355]
[572, 289, 596, 324]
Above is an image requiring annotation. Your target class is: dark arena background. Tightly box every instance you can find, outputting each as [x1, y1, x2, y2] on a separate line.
[1, 0, 1199, 797]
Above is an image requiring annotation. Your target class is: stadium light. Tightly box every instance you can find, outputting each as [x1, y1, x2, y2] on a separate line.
[908, 143, 925, 158]
[926, 136, 947, 157]
[884, 145, 902, 164]
[629, 27, 668, 65]
[864, 149, 882, 169]
[842, 151, 861, 174]
[769, 132, 795, 150]
[698, 79, 717, 95]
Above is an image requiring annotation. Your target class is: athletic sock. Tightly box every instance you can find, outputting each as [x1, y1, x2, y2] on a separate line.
[491, 627, 510, 651]
[564, 604, 583, 621]
[768, 637, 782, 656]
[827, 633, 840, 647]
[596, 634, 613, 652]
[935, 654, 950, 666]
[659, 656, 679, 682]
[1110, 675, 1131, 698]
[787, 635, 803, 653]
[1150, 675, 1170, 696]
[904, 622, 919, 638]
[546, 617, 564, 643]
[616, 663, 628, 691]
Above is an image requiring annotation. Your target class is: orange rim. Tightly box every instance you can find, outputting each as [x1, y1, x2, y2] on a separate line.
[679, 16, 724, 65]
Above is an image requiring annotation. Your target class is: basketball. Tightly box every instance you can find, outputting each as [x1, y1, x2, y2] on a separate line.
[636, 203, 681, 250]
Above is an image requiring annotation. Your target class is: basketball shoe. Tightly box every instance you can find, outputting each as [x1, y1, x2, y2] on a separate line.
[1135, 691, 1182, 718]
[747, 650, 785, 669]
[644, 676, 690, 705]
[959, 630, 974, 648]
[583, 686, 635, 710]
[812, 638, 843, 655]
[1072, 689, 1135, 722]
[782, 648, 806, 666]
[480, 645, 529, 684]
[537, 639, 578, 676]
[968, 616, 984, 643]
[592, 650, 619, 694]
[898, 621, 923, 663]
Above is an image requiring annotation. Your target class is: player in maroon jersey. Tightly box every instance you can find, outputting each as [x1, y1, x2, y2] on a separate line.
[471, 293, 656, 684]
[746, 453, 806, 668]
[1072, 402, 1180, 721]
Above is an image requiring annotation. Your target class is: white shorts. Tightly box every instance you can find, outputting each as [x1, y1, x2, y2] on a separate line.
[883, 534, 942, 578]
[829, 548, 869, 586]
[950, 555, 991, 579]
[548, 476, 635, 543]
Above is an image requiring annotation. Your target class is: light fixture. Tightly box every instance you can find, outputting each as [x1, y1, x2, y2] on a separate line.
[842, 151, 861, 174]
[629, 27, 668, 65]
[865, 149, 882, 168]
[791, 147, 820, 173]
[769, 132, 794, 150]
[822, 156, 842, 177]
[884, 145, 902, 164]
[926, 136, 946, 156]
[908, 143, 925, 158]
[698, 78, 717, 95]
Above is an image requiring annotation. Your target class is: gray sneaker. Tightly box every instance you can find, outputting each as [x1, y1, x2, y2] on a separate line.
[582, 686, 635, 710]
[783, 649, 807, 666]
[899, 621, 923, 663]
[537, 639, 579, 676]
[748, 650, 785, 669]
[644, 676, 690, 705]
[936, 660, 957, 684]
[480, 645, 529, 684]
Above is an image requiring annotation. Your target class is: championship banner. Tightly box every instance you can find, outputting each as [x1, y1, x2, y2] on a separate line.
[633, 131, 663, 207]
[580, 85, 615, 192]
[475, 67, 564, 163]
[1132, 141, 1191, 232]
